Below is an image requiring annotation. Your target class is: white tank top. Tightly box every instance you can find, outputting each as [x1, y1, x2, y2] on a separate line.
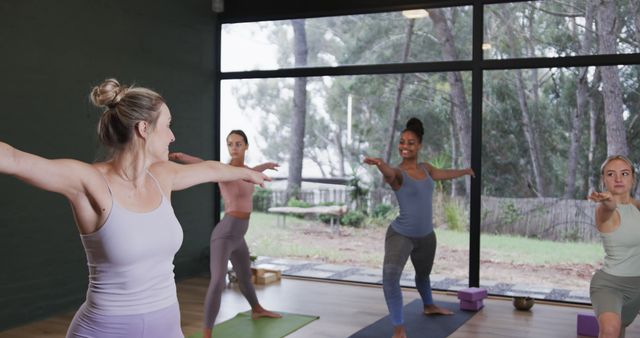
[80, 173, 183, 315]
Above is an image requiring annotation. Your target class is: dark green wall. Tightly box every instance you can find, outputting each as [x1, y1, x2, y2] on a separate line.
[0, 0, 217, 330]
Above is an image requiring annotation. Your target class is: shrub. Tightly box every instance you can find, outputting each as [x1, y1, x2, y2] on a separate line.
[252, 187, 272, 212]
[287, 197, 311, 208]
[444, 200, 465, 231]
[318, 202, 336, 224]
[287, 197, 310, 219]
[372, 203, 393, 219]
[340, 210, 366, 228]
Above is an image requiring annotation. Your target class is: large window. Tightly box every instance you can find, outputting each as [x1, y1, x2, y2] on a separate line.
[485, 1, 640, 59]
[482, 65, 640, 301]
[218, 1, 640, 303]
[221, 7, 472, 72]
[221, 72, 471, 286]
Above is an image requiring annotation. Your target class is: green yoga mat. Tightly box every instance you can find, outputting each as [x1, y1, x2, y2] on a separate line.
[187, 311, 319, 338]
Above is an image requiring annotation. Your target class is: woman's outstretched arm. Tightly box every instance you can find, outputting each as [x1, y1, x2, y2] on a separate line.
[252, 162, 279, 172]
[158, 160, 269, 192]
[363, 157, 403, 190]
[423, 162, 475, 181]
[0, 141, 100, 198]
[169, 152, 204, 164]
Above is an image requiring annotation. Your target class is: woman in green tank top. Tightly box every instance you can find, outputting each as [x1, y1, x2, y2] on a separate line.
[588, 155, 640, 338]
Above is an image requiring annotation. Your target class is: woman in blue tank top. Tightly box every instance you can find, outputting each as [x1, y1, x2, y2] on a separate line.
[0, 79, 269, 338]
[364, 117, 474, 338]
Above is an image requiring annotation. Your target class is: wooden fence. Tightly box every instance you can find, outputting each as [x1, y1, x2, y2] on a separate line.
[254, 188, 601, 243]
[480, 196, 599, 242]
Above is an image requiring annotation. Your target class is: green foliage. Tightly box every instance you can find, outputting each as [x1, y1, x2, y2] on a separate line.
[287, 197, 311, 208]
[372, 203, 393, 219]
[444, 199, 466, 231]
[367, 203, 398, 227]
[287, 197, 311, 219]
[252, 187, 272, 212]
[318, 201, 337, 224]
[340, 211, 366, 228]
[496, 201, 522, 234]
[349, 176, 369, 213]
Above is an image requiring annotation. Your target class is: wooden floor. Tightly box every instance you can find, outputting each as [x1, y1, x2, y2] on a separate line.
[2, 276, 640, 337]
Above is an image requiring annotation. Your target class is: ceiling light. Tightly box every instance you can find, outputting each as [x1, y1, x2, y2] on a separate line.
[402, 9, 428, 19]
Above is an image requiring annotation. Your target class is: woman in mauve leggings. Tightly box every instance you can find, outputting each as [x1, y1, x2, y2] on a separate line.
[170, 129, 281, 338]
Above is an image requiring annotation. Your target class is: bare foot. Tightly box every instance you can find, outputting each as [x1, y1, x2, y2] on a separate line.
[251, 308, 282, 319]
[392, 325, 407, 338]
[423, 304, 454, 315]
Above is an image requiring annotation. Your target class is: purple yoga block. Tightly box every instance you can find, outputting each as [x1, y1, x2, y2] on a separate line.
[577, 313, 599, 337]
[460, 299, 484, 311]
[457, 287, 488, 301]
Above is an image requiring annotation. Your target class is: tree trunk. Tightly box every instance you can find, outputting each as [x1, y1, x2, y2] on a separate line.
[632, 1, 640, 47]
[595, 0, 628, 156]
[449, 105, 458, 198]
[514, 69, 547, 197]
[383, 19, 415, 164]
[286, 19, 308, 199]
[430, 8, 472, 196]
[565, 3, 595, 198]
[496, 7, 547, 196]
[588, 69, 602, 193]
[335, 127, 346, 177]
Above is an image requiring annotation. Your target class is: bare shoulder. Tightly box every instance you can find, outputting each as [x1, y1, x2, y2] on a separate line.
[149, 161, 179, 193]
[149, 161, 178, 181]
[421, 161, 435, 174]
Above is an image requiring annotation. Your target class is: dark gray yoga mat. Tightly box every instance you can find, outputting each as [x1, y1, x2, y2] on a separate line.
[348, 299, 476, 338]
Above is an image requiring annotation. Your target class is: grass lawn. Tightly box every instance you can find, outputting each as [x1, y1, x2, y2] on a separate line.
[244, 212, 604, 266]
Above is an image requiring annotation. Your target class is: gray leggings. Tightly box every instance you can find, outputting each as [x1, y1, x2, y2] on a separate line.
[383, 227, 437, 326]
[203, 215, 258, 329]
[590, 269, 640, 334]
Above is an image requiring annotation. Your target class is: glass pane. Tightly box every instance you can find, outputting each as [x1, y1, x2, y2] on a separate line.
[484, 1, 640, 59]
[221, 71, 471, 291]
[481, 65, 640, 303]
[221, 6, 472, 72]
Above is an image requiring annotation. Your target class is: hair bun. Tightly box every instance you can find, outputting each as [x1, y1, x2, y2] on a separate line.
[406, 117, 424, 137]
[90, 78, 126, 109]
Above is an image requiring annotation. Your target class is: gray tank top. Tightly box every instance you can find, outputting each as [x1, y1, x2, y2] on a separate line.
[600, 203, 640, 277]
[80, 172, 183, 315]
[390, 164, 434, 237]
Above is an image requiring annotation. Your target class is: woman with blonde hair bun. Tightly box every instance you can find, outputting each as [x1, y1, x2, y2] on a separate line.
[0, 78, 269, 338]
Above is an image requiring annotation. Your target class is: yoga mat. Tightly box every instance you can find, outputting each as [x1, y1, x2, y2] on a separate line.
[187, 311, 319, 338]
[348, 300, 475, 338]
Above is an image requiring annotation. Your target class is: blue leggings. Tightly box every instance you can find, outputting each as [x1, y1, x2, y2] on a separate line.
[383, 227, 436, 326]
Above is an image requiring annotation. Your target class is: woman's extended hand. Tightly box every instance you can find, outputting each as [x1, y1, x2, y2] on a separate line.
[363, 157, 383, 166]
[246, 169, 271, 188]
[168, 152, 183, 162]
[465, 168, 476, 178]
[588, 191, 613, 203]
